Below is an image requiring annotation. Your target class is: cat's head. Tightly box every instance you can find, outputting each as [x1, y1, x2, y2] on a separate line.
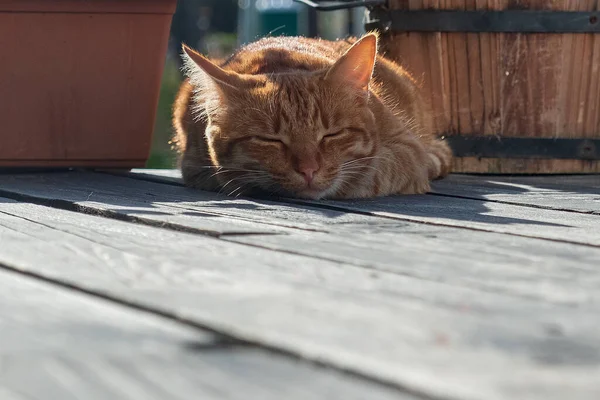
[182, 34, 379, 199]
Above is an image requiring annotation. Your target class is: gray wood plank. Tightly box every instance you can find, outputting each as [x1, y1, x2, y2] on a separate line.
[299, 195, 600, 247]
[5, 171, 600, 249]
[1, 171, 599, 304]
[0, 172, 279, 236]
[431, 174, 600, 214]
[1, 198, 600, 400]
[126, 168, 185, 184]
[0, 269, 402, 400]
[230, 226, 600, 306]
[0, 172, 413, 233]
[127, 169, 600, 247]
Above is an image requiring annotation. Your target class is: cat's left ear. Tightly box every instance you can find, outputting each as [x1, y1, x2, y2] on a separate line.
[182, 44, 251, 89]
[325, 33, 377, 92]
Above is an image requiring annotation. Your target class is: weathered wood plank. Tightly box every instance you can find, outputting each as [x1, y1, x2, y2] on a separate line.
[230, 226, 600, 307]
[126, 169, 600, 246]
[302, 194, 600, 247]
[1, 171, 600, 304]
[4, 171, 600, 248]
[431, 174, 600, 214]
[1, 197, 600, 400]
[0, 172, 409, 233]
[0, 269, 402, 400]
[126, 168, 184, 184]
[0, 172, 280, 236]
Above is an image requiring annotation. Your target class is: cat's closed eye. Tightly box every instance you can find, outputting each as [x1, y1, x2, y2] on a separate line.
[322, 130, 346, 140]
[252, 136, 284, 144]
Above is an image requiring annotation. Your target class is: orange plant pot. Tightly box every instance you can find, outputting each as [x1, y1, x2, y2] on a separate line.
[0, 0, 177, 168]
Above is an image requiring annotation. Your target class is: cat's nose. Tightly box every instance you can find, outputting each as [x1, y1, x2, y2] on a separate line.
[300, 168, 316, 184]
[295, 155, 320, 185]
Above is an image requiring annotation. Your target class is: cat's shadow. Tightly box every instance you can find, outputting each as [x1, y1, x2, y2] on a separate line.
[280, 194, 570, 228]
[112, 172, 574, 229]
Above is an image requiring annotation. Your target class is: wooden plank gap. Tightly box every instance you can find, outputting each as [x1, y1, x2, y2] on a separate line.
[0, 189, 282, 238]
[99, 169, 186, 187]
[428, 191, 600, 216]
[280, 198, 600, 249]
[0, 259, 438, 400]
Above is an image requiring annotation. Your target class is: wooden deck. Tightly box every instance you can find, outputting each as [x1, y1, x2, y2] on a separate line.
[0, 169, 599, 400]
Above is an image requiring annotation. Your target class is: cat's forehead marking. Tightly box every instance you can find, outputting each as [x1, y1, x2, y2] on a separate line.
[267, 76, 331, 138]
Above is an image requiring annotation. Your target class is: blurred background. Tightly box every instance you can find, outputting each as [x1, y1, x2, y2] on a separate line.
[148, 0, 367, 168]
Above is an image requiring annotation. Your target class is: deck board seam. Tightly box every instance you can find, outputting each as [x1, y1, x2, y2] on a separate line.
[114, 170, 600, 216]
[2, 182, 600, 251]
[114, 171, 600, 243]
[429, 191, 600, 216]
[0, 259, 441, 400]
[0, 198, 584, 305]
[0, 189, 282, 238]
[219, 237, 594, 306]
[4, 195, 586, 305]
[279, 198, 600, 249]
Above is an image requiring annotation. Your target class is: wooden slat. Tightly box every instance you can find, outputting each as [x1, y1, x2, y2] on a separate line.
[0, 172, 397, 233]
[1, 171, 600, 304]
[3, 171, 600, 248]
[384, 0, 600, 174]
[0, 269, 401, 400]
[123, 170, 600, 304]
[1, 196, 600, 399]
[303, 193, 600, 247]
[431, 174, 600, 214]
[0, 172, 279, 236]
[128, 170, 600, 214]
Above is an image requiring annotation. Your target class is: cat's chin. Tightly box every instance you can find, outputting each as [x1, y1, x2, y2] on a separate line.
[294, 188, 327, 200]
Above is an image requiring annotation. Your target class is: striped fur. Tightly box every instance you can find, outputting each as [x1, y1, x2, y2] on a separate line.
[172, 33, 452, 199]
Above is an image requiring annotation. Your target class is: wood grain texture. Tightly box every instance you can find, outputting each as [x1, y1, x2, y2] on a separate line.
[308, 193, 600, 246]
[120, 170, 600, 304]
[0, 172, 407, 233]
[384, 0, 600, 173]
[3, 171, 600, 293]
[2, 186, 600, 399]
[129, 170, 600, 214]
[0, 269, 402, 400]
[0, 172, 279, 236]
[431, 174, 600, 213]
[1, 173, 599, 305]
[28, 169, 600, 246]
[9, 170, 599, 248]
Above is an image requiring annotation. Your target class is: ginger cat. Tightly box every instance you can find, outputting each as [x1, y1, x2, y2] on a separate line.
[172, 33, 452, 199]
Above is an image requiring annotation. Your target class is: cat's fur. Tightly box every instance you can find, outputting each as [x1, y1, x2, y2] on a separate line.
[172, 33, 452, 199]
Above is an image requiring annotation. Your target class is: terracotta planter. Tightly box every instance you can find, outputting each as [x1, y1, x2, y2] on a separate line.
[0, 0, 177, 168]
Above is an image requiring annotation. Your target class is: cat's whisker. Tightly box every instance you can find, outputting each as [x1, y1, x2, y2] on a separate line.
[341, 155, 393, 167]
[340, 165, 382, 176]
[228, 182, 251, 197]
[217, 171, 275, 197]
[219, 176, 252, 193]
[340, 160, 385, 171]
[341, 156, 380, 164]
[209, 170, 266, 179]
[195, 165, 269, 173]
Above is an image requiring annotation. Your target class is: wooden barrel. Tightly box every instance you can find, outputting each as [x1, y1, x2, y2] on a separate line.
[369, 0, 600, 174]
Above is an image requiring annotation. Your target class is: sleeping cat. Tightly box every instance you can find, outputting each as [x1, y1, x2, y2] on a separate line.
[172, 33, 452, 199]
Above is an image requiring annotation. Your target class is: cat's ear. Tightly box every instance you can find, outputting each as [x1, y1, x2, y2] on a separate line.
[325, 33, 377, 92]
[182, 44, 249, 89]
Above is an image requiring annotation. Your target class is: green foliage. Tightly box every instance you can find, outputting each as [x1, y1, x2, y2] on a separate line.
[147, 57, 181, 169]
[147, 34, 239, 169]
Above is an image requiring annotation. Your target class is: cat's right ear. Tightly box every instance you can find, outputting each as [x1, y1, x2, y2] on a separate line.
[325, 33, 378, 92]
[182, 44, 247, 89]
